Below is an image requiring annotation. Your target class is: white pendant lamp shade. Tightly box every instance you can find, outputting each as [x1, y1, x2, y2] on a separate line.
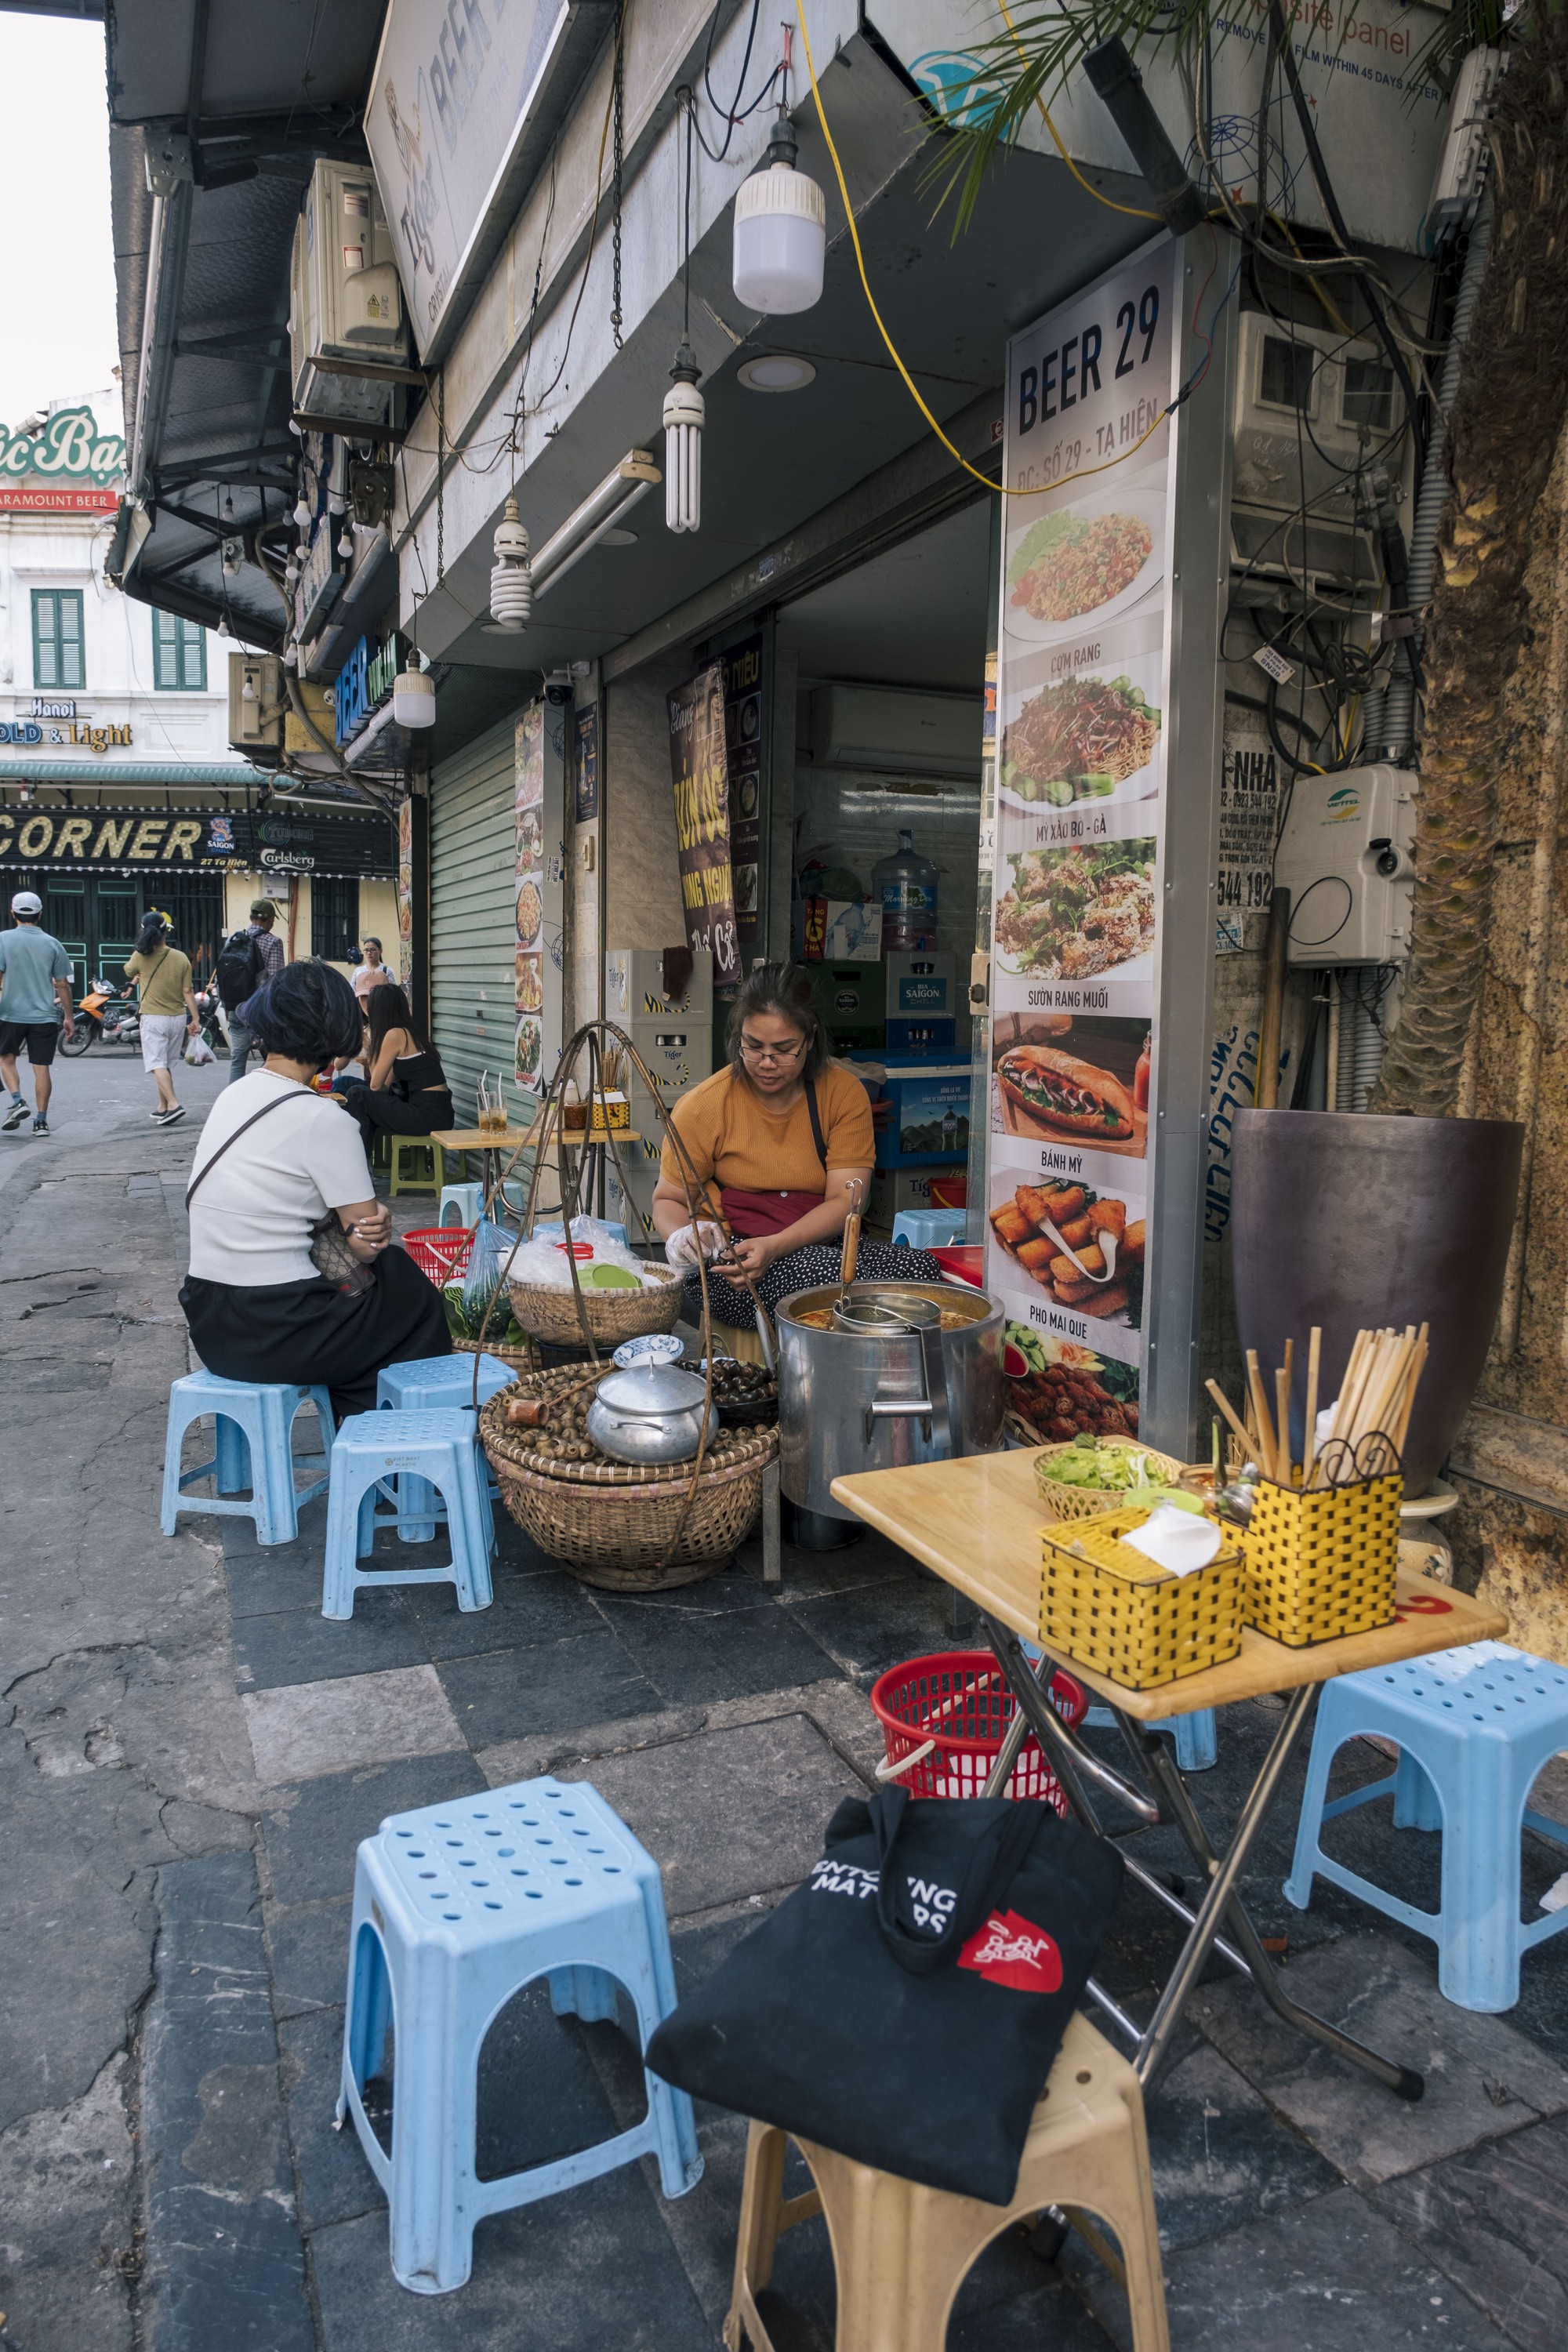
[489, 493, 533, 630]
[732, 121, 826, 314]
[663, 352, 704, 535]
[393, 666, 435, 728]
[292, 495, 312, 529]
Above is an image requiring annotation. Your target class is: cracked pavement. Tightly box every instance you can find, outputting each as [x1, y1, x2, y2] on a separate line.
[0, 1051, 250, 2350]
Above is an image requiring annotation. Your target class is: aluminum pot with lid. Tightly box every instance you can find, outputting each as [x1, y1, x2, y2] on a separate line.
[586, 1362, 719, 1466]
[775, 1281, 1005, 1518]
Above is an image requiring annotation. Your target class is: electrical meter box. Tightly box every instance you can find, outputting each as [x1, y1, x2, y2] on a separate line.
[1271, 764, 1416, 967]
[1232, 312, 1410, 517]
[227, 652, 283, 753]
[289, 161, 409, 430]
[604, 949, 713, 1238]
[604, 949, 713, 1025]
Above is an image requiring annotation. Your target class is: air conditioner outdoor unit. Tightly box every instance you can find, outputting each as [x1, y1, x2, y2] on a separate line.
[228, 652, 284, 753]
[289, 161, 410, 432]
[809, 686, 982, 779]
[1271, 763, 1416, 967]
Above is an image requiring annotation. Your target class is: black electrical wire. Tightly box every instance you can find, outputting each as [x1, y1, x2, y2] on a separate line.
[1264, 0, 1427, 477]
[691, 0, 782, 163]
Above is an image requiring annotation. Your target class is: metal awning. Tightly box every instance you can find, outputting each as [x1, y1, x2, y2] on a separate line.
[107, 0, 387, 645]
[0, 762, 275, 786]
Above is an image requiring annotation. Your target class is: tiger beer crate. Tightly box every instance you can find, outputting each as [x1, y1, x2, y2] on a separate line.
[1038, 1505, 1243, 1691]
[1242, 1471, 1402, 1646]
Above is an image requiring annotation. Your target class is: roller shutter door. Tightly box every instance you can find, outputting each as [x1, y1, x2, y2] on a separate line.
[429, 717, 516, 1127]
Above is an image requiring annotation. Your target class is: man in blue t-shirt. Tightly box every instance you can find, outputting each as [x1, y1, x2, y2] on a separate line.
[0, 891, 75, 1135]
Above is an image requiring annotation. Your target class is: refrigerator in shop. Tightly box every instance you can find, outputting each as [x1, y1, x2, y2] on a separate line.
[603, 949, 713, 1236]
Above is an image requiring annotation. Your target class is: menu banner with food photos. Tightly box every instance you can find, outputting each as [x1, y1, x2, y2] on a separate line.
[514, 704, 548, 1091]
[987, 238, 1178, 1442]
[668, 663, 742, 989]
[722, 631, 764, 948]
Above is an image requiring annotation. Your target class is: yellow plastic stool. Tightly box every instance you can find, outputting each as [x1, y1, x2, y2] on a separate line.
[724, 2013, 1169, 2352]
[387, 1138, 444, 1198]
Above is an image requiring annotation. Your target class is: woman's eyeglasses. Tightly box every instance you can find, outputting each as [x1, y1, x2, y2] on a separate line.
[739, 1033, 806, 1065]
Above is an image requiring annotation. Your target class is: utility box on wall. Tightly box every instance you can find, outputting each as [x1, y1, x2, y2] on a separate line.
[604, 949, 714, 1236]
[289, 160, 410, 430]
[1272, 764, 1415, 967]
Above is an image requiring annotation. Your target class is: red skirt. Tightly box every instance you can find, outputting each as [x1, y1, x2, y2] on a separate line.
[720, 1185, 825, 1239]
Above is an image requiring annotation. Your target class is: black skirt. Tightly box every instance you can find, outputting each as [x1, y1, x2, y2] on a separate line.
[180, 1243, 452, 1419]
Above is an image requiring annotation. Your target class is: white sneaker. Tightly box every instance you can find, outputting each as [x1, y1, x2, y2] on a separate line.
[2, 1098, 27, 1131]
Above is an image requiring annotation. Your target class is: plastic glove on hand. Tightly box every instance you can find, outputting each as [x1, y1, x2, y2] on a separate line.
[664, 1220, 728, 1271]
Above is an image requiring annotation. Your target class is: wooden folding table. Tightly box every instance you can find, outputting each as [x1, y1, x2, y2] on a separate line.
[831, 1450, 1508, 2100]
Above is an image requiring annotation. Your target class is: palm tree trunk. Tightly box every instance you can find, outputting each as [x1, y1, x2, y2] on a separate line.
[1372, 17, 1568, 1113]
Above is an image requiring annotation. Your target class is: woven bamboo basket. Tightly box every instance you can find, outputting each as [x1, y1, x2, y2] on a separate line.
[1033, 1438, 1188, 1523]
[506, 1264, 683, 1348]
[453, 1334, 538, 1375]
[1241, 1472, 1402, 1646]
[1037, 1504, 1244, 1690]
[480, 1394, 776, 1590]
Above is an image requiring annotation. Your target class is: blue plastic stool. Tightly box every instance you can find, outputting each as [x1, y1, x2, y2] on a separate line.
[336, 1776, 702, 2293]
[892, 1208, 967, 1250]
[322, 1410, 495, 1621]
[160, 1371, 335, 1545]
[438, 1181, 485, 1229]
[1086, 1702, 1218, 1772]
[1283, 1640, 1568, 2010]
[378, 1353, 515, 1542]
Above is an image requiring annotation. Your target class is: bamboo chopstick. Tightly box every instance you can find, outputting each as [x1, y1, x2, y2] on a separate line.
[1246, 1350, 1280, 1483]
[1205, 1377, 1254, 1459]
[1303, 1327, 1321, 1489]
[1275, 1367, 1293, 1486]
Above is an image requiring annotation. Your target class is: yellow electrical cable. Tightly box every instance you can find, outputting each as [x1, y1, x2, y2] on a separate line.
[994, 0, 1162, 224]
[793, 0, 1171, 499]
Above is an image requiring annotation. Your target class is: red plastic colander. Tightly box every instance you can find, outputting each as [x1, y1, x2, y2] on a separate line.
[869, 1651, 1087, 1814]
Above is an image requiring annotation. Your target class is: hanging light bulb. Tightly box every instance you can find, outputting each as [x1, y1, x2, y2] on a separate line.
[241, 670, 258, 702]
[282, 643, 299, 671]
[284, 560, 299, 585]
[337, 524, 354, 560]
[393, 661, 435, 728]
[223, 491, 234, 519]
[217, 615, 230, 639]
[662, 345, 703, 535]
[292, 494, 312, 529]
[732, 114, 826, 314]
[489, 493, 532, 630]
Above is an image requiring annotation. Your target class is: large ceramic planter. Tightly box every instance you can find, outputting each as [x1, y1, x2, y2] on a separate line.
[1230, 1110, 1523, 1494]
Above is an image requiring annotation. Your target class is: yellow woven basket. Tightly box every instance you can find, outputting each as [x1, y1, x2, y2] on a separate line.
[1033, 1439, 1189, 1524]
[1038, 1505, 1244, 1690]
[1242, 1472, 1402, 1646]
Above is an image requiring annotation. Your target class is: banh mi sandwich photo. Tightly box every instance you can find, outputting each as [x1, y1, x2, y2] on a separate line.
[996, 1046, 1136, 1141]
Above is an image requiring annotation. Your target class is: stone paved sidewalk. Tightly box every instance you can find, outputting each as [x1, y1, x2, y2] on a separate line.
[3, 1051, 1568, 2352]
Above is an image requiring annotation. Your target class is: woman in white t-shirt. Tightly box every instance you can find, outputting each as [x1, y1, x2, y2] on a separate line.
[179, 960, 449, 1417]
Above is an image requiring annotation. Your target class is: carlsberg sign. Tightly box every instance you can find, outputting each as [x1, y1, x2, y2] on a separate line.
[0, 407, 125, 483]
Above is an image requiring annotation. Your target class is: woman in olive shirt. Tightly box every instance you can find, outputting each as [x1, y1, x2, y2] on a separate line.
[650, 961, 943, 1330]
[124, 911, 200, 1126]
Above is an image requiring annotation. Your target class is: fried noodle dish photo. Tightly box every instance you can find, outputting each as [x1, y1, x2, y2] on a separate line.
[1002, 673, 1160, 806]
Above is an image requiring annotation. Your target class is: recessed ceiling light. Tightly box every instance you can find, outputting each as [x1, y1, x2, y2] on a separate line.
[597, 526, 638, 546]
[738, 353, 817, 394]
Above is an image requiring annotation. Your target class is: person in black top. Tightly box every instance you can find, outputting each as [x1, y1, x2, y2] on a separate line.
[339, 984, 455, 1147]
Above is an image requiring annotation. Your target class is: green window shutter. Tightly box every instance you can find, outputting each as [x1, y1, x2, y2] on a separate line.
[180, 616, 207, 690]
[31, 590, 84, 689]
[153, 609, 177, 690]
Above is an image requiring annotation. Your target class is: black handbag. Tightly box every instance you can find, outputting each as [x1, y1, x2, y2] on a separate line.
[647, 1788, 1123, 2204]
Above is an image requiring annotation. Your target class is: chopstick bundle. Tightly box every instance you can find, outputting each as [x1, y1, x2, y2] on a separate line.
[1205, 1321, 1426, 1490]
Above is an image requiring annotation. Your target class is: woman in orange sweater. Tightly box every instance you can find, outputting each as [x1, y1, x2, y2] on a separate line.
[651, 961, 943, 1328]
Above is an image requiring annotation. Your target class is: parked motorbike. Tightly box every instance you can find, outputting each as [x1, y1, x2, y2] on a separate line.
[60, 976, 140, 1055]
[194, 985, 230, 1058]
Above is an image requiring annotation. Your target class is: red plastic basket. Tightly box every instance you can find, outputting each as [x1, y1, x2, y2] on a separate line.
[869, 1650, 1087, 1813]
[403, 1228, 474, 1283]
[931, 1243, 983, 1287]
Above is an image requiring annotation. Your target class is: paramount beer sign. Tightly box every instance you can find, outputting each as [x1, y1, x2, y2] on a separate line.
[0, 406, 125, 514]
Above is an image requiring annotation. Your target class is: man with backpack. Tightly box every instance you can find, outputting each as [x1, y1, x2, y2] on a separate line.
[216, 898, 285, 1083]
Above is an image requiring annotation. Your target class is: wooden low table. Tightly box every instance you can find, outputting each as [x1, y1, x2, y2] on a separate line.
[431, 1125, 642, 1211]
[831, 1450, 1508, 2100]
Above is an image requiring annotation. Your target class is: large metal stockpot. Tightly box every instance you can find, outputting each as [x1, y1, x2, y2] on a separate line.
[776, 1281, 1006, 1520]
